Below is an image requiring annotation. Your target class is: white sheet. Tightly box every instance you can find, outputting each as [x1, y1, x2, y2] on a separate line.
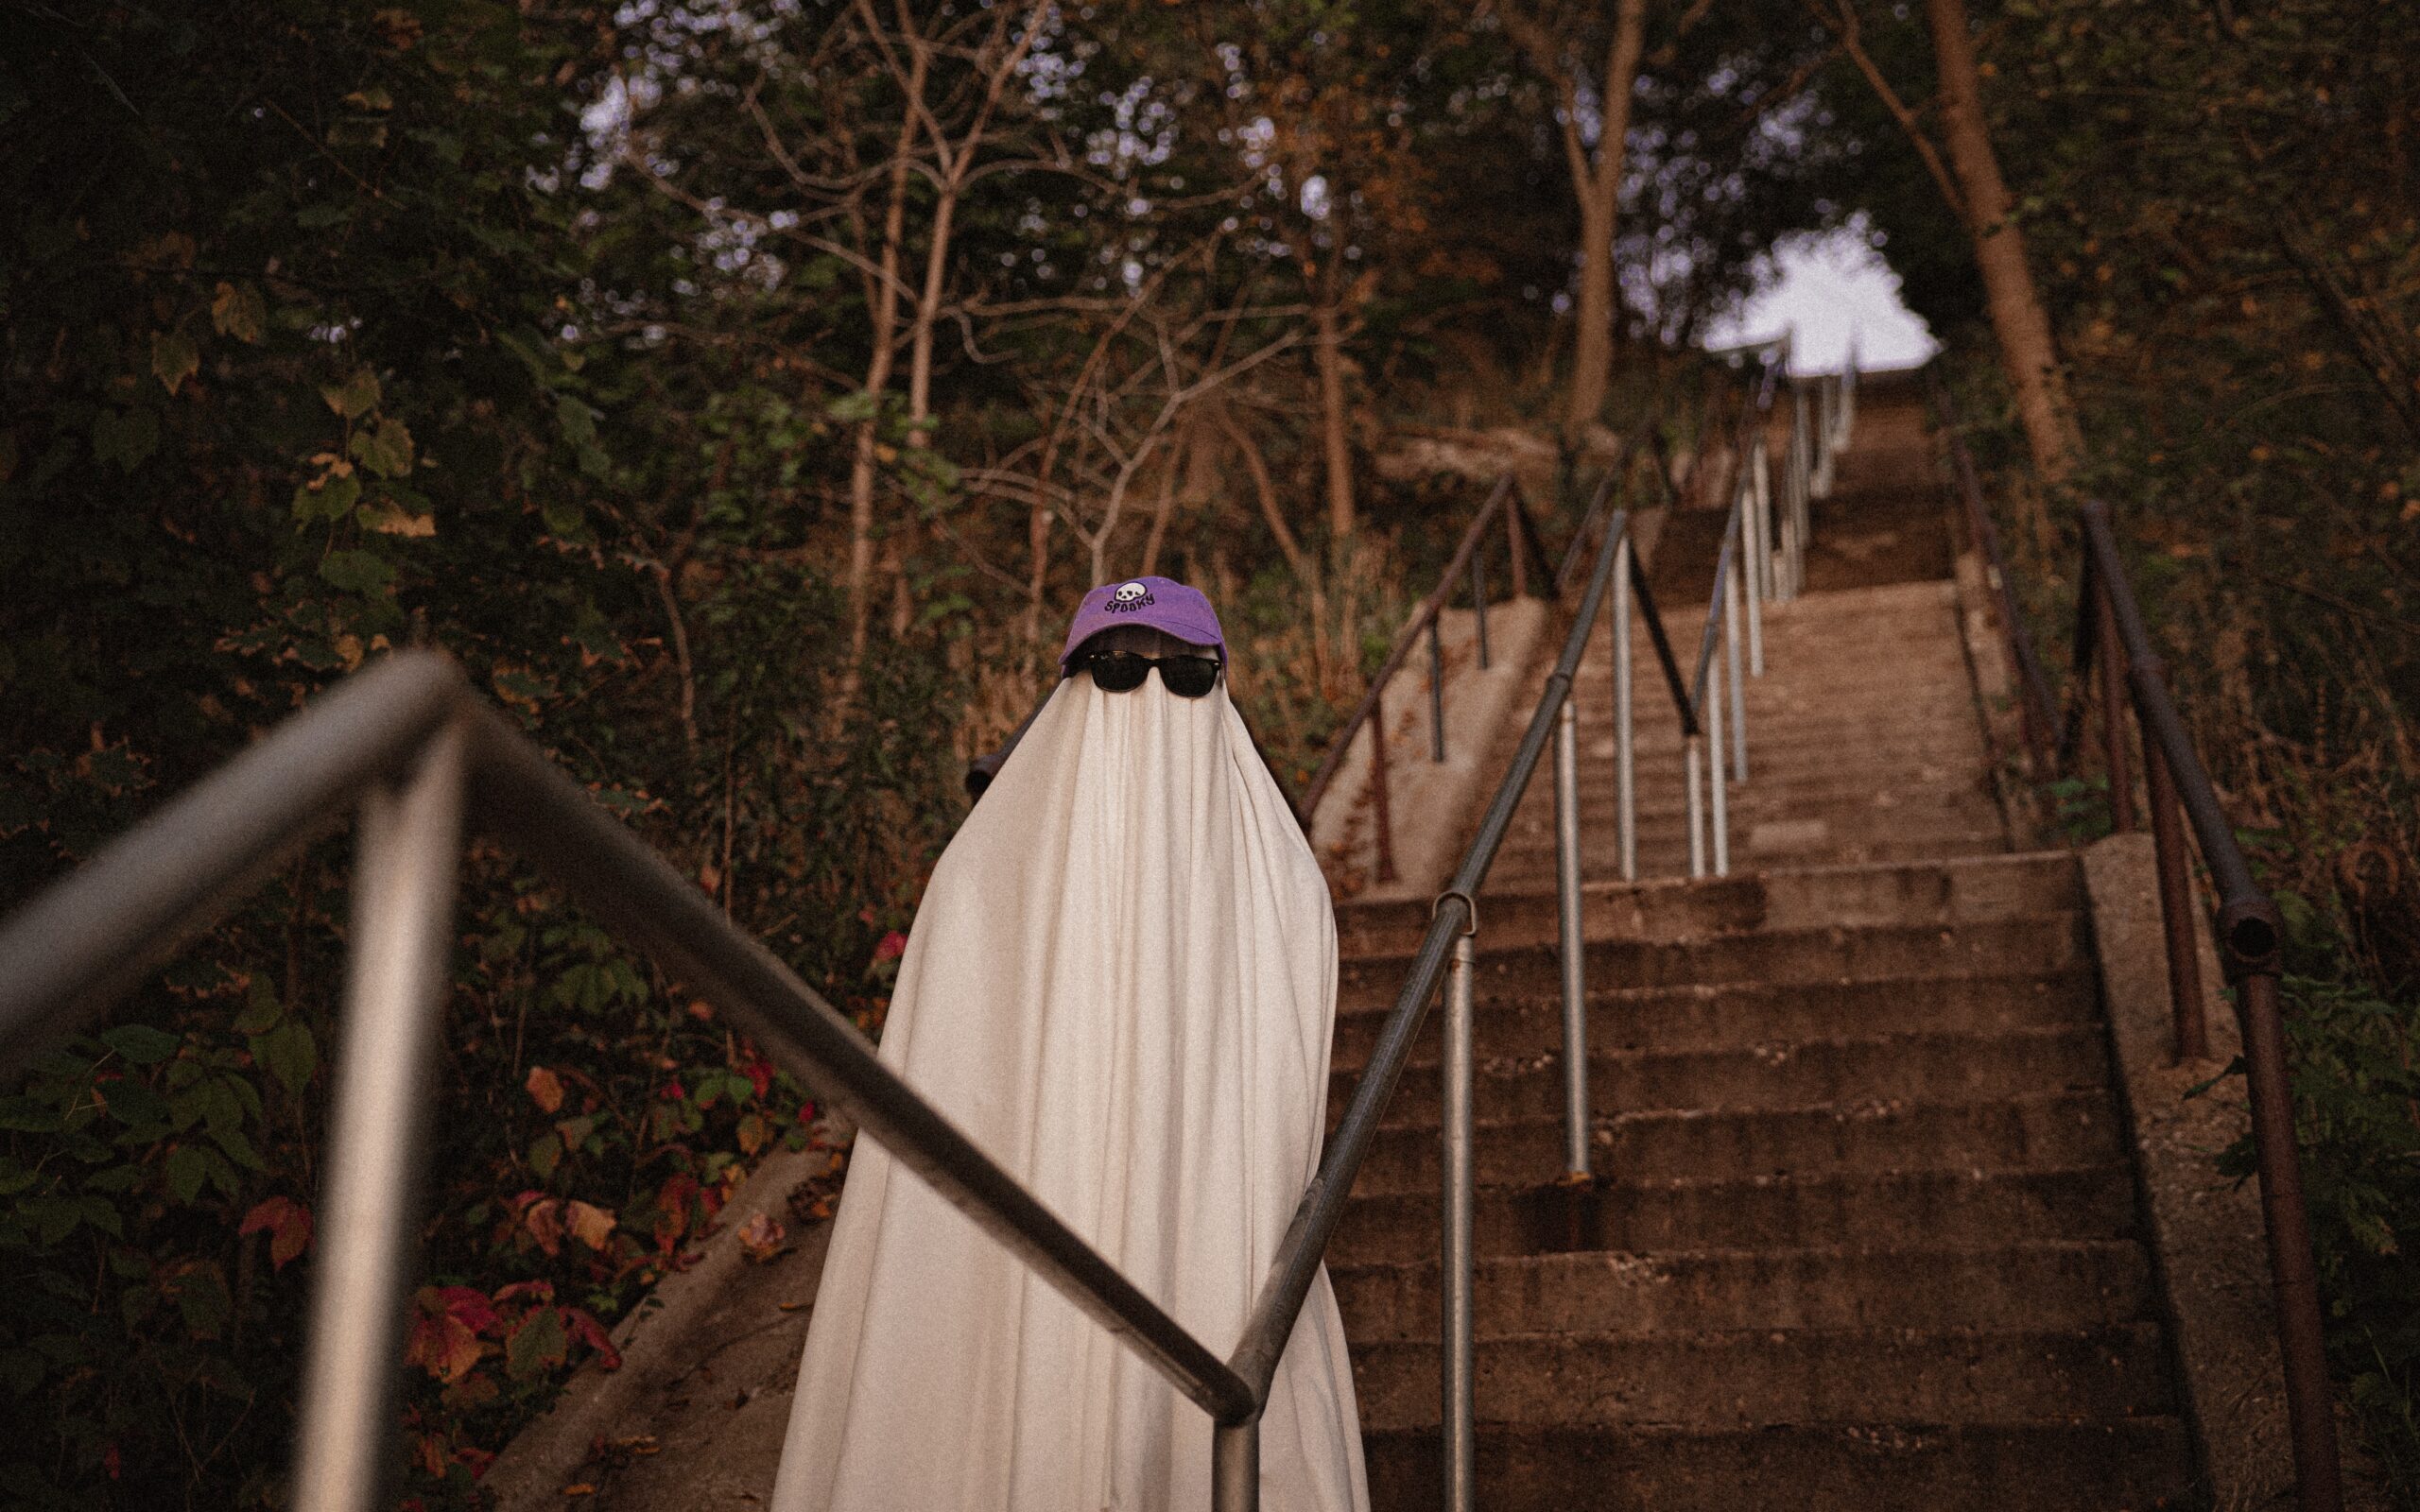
[769, 673, 1369, 1511]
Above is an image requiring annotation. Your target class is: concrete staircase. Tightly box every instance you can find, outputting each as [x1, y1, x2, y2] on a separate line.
[1322, 382, 2195, 1508]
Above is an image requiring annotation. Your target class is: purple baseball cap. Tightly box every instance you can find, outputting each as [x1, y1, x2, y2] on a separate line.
[1059, 576, 1226, 667]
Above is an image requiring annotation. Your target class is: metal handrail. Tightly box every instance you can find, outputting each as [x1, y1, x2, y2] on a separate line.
[1934, 420, 2342, 1509]
[1925, 369, 2059, 771]
[2059, 500, 2342, 1512]
[0, 356, 1857, 1512]
[0, 495, 1641, 1512]
[0, 656, 1273, 1505]
[1293, 474, 1536, 879]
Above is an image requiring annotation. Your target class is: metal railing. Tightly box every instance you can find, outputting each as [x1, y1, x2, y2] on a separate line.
[1292, 474, 1548, 883]
[1659, 346, 1857, 880]
[2064, 501, 2342, 1512]
[0, 355, 1858, 1512]
[1926, 368, 2059, 773]
[1927, 388, 2342, 1511]
[0, 658, 1292, 1507]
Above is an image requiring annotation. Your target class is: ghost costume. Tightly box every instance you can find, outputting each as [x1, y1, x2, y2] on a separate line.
[768, 655, 1369, 1510]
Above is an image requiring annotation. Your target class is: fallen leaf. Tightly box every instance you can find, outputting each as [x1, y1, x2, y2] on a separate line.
[738, 1211, 786, 1263]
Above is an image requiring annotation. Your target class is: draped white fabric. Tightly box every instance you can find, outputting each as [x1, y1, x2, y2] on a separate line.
[769, 674, 1369, 1512]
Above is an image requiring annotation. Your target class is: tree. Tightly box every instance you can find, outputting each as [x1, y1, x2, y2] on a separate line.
[1808, 0, 2083, 487]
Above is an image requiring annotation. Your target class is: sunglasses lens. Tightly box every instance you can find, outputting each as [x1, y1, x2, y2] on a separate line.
[1162, 657, 1220, 698]
[1087, 651, 1149, 692]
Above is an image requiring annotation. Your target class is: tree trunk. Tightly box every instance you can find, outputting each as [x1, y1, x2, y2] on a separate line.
[1564, 0, 1647, 445]
[1924, 0, 2083, 485]
[1315, 297, 1356, 539]
[845, 43, 927, 670]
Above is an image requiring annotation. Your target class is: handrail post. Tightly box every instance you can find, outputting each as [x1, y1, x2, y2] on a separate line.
[2095, 581, 2136, 833]
[1441, 925, 1478, 1512]
[1368, 700, 1398, 885]
[1428, 617, 1447, 764]
[1473, 548, 1491, 672]
[1504, 489, 1528, 599]
[1686, 732, 1707, 879]
[1706, 637, 1730, 877]
[1613, 534, 1638, 882]
[1746, 443, 1770, 666]
[1211, 1418, 1261, 1512]
[1554, 696, 1591, 1177]
[292, 723, 466, 1512]
[2237, 964, 2347, 1512]
[1725, 533, 1748, 783]
[2139, 695, 2209, 1062]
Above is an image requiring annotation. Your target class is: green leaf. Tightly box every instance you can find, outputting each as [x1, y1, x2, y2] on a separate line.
[210, 1123, 266, 1172]
[164, 1145, 211, 1204]
[231, 983, 283, 1037]
[169, 1263, 233, 1340]
[319, 548, 394, 593]
[321, 368, 382, 419]
[151, 330, 200, 395]
[101, 1080, 168, 1128]
[295, 200, 354, 230]
[541, 497, 588, 540]
[101, 1023, 181, 1065]
[0, 1095, 60, 1134]
[251, 1019, 316, 1098]
[353, 414, 415, 478]
[504, 1304, 567, 1380]
[826, 390, 880, 424]
[527, 1131, 562, 1180]
[91, 406, 159, 472]
[300, 471, 363, 524]
[556, 394, 597, 447]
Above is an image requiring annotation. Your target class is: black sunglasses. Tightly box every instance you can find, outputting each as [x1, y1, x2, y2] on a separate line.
[1070, 649, 1222, 698]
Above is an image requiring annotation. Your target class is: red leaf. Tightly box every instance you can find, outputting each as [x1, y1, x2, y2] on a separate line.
[525, 1065, 565, 1114]
[872, 930, 907, 963]
[239, 1196, 314, 1270]
[652, 1173, 702, 1253]
[561, 1306, 622, 1370]
[435, 1284, 500, 1337]
[523, 1197, 564, 1257]
[734, 1042, 773, 1101]
[405, 1289, 487, 1384]
[493, 1279, 556, 1307]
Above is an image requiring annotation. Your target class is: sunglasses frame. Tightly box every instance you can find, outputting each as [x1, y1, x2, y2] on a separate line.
[1068, 648, 1224, 698]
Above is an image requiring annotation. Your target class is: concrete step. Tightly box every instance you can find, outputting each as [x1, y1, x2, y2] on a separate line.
[1337, 1026, 2110, 1126]
[1346, 1091, 2122, 1194]
[1486, 806, 2004, 870]
[1359, 1420, 2194, 1512]
[1336, 854, 2080, 955]
[1338, 915, 2089, 1011]
[1480, 832, 2017, 888]
[1332, 1240, 2157, 1340]
[1327, 1165, 2138, 1265]
[1350, 1322, 2175, 1430]
[1332, 969, 2099, 1065]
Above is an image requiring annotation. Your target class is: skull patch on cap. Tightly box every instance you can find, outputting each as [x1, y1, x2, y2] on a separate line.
[1105, 581, 1156, 612]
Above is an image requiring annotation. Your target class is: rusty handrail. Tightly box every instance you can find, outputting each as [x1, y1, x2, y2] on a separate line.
[1926, 370, 2059, 772]
[2066, 499, 2342, 1512]
[1294, 474, 1524, 826]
